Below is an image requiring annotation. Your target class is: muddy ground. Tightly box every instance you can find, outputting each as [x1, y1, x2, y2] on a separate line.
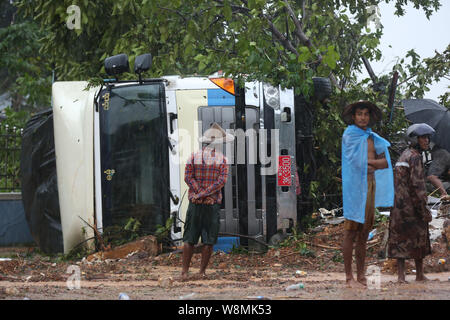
[0, 265, 449, 301]
[1, 220, 449, 301]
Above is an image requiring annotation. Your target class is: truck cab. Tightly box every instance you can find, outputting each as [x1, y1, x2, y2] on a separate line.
[46, 53, 319, 253]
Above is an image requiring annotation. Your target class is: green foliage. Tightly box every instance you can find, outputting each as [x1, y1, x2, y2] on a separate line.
[0, 108, 30, 192]
[296, 241, 316, 257]
[393, 45, 450, 107]
[0, 20, 52, 111]
[331, 250, 343, 263]
[374, 208, 389, 228]
[278, 230, 316, 257]
[154, 217, 173, 242]
[1, 107, 30, 128]
[124, 217, 142, 235]
[103, 217, 144, 246]
[230, 245, 249, 255]
[17, 0, 440, 88]
[10, 0, 446, 213]
[63, 244, 92, 261]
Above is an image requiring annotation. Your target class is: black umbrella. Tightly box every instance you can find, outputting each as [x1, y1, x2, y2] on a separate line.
[402, 99, 450, 153]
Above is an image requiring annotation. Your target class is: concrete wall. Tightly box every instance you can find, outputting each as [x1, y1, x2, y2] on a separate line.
[0, 193, 35, 246]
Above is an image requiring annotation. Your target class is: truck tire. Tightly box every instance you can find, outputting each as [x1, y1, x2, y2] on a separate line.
[312, 77, 332, 102]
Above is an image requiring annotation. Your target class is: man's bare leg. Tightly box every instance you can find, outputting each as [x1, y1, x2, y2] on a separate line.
[415, 258, 429, 281]
[181, 242, 194, 281]
[397, 258, 407, 283]
[343, 230, 364, 288]
[199, 244, 213, 278]
[355, 230, 369, 286]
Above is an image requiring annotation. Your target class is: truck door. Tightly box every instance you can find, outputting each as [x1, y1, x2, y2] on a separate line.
[96, 82, 170, 236]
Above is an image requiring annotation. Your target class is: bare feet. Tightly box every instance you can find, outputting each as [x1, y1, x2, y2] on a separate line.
[416, 275, 429, 282]
[357, 277, 367, 286]
[179, 273, 189, 282]
[346, 279, 367, 289]
[192, 272, 208, 280]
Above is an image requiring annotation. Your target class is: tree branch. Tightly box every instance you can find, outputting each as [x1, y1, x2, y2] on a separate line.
[283, 0, 311, 47]
[157, 6, 189, 23]
[283, 0, 342, 89]
[267, 19, 299, 56]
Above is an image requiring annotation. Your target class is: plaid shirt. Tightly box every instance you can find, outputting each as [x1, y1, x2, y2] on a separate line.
[184, 147, 229, 204]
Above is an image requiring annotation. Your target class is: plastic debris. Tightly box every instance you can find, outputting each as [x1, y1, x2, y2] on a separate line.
[367, 229, 377, 241]
[0, 258, 12, 262]
[119, 293, 130, 300]
[247, 296, 271, 300]
[286, 283, 304, 291]
[5, 287, 20, 296]
[318, 208, 342, 219]
[324, 217, 345, 225]
[179, 293, 197, 300]
[273, 263, 282, 267]
[295, 270, 307, 277]
[158, 276, 174, 287]
[438, 259, 446, 265]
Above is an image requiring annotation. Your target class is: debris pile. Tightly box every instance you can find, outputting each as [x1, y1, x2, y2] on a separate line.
[86, 235, 161, 262]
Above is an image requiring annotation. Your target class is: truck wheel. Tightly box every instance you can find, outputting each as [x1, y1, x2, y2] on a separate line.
[312, 77, 332, 102]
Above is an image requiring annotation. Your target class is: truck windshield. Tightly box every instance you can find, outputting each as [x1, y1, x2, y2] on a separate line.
[100, 83, 169, 238]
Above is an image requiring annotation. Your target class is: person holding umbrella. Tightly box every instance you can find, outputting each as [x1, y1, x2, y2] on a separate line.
[388, 123, 435, 283]
[402, 99, 450, 197]
[425, 143, 450, 198]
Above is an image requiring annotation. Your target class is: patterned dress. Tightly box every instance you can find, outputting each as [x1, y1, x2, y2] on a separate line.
[388, 147, 431, 259]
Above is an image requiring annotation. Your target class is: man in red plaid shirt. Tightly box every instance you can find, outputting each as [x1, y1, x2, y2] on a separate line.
[181, 123, 233, 281]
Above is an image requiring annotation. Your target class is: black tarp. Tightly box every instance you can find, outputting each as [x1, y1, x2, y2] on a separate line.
[20, 109, 63, 253]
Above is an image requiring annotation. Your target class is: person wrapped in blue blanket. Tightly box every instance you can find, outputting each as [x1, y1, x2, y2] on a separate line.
[341, 101, 394, 288]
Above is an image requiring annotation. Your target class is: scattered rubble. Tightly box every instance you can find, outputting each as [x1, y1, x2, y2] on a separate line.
[0, 205, 448, 294]
[87, 235, 160, 262]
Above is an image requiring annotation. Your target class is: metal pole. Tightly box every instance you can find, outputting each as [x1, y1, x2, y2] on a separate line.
[388, 71, 399, 123]
[235, 83, 248, 247]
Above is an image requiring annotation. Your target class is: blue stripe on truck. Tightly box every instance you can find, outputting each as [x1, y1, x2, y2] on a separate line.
[207, 89, 235, 106]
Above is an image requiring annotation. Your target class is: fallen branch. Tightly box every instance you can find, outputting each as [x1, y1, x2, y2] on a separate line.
[306, 240, 380, 251]
[78, 216, 108, 251]
[306, 242, 340, 250]
[218, 232, 269, 248]
[264, 250, 299, 262]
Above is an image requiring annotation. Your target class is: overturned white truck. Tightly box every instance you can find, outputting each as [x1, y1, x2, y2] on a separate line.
[21, 53, 331, 254]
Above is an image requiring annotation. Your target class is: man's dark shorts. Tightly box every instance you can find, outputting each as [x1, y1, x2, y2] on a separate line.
[183, 202, 220, 245]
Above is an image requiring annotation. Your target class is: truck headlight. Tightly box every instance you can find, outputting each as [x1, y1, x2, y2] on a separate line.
[263, 83, 280, 110]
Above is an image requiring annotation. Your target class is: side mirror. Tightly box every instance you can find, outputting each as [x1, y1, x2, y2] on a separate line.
[134, 53, 152, 75]
[104, 54, 130, 78]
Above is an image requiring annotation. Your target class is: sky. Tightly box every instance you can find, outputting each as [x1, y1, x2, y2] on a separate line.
[367, 1, 450, 102]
